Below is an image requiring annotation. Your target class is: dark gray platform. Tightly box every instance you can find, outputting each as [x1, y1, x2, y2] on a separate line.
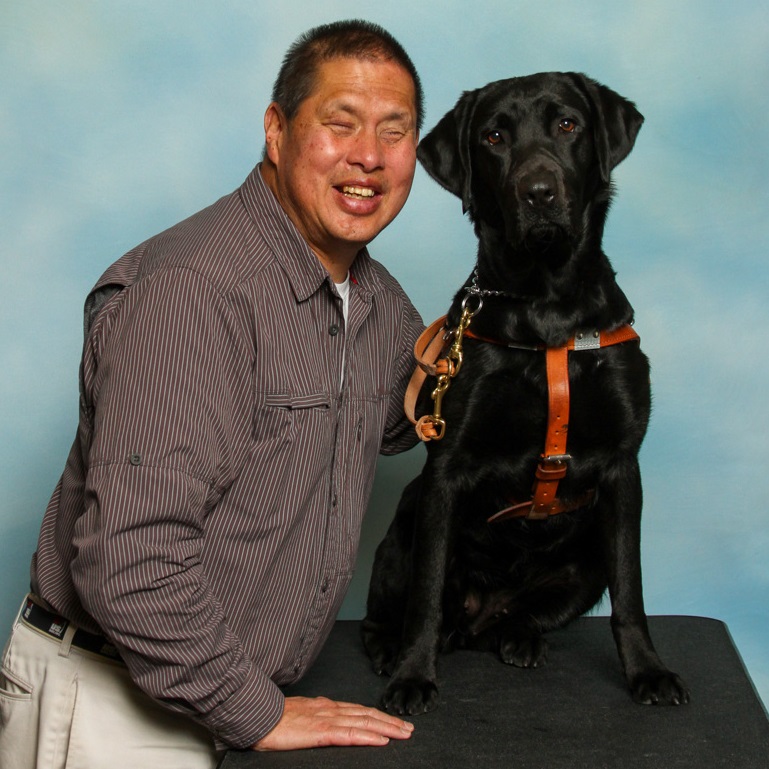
[219, 616, 769, 768]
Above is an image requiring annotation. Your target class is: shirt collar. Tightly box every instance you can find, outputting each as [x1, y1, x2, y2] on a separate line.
[240, 164, 383, 303]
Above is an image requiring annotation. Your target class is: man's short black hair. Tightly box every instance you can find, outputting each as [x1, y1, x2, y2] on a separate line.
[271, 19, 424, 131]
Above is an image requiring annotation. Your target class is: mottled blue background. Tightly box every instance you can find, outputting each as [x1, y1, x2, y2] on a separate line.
[2, 1, 767, 708]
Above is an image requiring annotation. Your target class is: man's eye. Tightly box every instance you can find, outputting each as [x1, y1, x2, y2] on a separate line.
[381, 129, 405, 143]
[559, 118, 578, 133]
[486, 131, 503, 145]
[328, 121, 354, 133]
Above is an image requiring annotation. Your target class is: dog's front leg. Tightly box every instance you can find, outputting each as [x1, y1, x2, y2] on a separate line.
[381, 470, 454, 715]
[599, 458, 690, 705]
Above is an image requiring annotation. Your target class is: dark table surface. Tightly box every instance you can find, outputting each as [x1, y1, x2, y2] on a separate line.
[219, 616, 769, 768]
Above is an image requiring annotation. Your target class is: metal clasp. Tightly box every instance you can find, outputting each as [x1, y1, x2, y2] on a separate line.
[536, 454, 571, 481]
[540, 454, 572, 465]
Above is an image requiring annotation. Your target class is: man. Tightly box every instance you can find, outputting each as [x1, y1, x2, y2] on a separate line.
[0, 20, 424, 767]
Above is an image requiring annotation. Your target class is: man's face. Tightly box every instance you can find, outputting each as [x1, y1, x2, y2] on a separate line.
[264, 56, 418, 268]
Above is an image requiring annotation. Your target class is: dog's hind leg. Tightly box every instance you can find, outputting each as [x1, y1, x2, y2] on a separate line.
[492, 559, 607, 668]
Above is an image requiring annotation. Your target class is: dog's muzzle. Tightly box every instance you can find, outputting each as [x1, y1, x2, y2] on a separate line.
[517, 167, 559, 211]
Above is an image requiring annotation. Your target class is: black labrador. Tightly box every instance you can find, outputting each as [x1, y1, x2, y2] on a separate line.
[362, 72, 689, 715]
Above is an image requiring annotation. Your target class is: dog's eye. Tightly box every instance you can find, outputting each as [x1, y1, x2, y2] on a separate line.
[486, 131, 503, 145]
[559, 118, 578, 134]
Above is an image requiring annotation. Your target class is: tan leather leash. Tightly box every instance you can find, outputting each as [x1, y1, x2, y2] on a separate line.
[404, 315, 452, 440]
[404, 314, 639, 521]
[406, 296, 482, 441]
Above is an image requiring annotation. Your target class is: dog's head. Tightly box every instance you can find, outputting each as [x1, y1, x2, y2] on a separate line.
[417, 73, 643, 265]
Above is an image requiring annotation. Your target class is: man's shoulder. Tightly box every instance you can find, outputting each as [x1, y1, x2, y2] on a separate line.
[139, 191, 274, 292]
[93, 185, 276, 300]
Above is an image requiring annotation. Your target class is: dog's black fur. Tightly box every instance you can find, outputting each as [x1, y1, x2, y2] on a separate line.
[362, 72, 689, 715]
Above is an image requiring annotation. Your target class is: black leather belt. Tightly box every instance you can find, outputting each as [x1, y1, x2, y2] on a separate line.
[19, 596, 123, 663]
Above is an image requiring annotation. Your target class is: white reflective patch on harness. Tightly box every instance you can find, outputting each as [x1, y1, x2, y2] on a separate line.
[573, 331, 602, 350]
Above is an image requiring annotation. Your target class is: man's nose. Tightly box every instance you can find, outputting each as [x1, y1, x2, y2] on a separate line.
[347, 129, 384, 171]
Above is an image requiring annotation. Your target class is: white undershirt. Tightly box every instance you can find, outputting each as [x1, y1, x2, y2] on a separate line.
[335, 274, 350, 388]
[335, 273, 351, 325]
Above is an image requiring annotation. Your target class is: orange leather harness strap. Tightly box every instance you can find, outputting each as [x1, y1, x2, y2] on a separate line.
[404, 316, 639, 522]
[534, 344, 572, 517]
[463, 324, 640, 351]
[485, 324, 640, 522]
[486, 343, 581, 522]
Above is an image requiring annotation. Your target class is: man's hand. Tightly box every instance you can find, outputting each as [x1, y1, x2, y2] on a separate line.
[252, 695, 415, 751]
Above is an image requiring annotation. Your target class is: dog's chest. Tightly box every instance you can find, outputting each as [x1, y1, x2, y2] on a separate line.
[434, 341, 649, 476]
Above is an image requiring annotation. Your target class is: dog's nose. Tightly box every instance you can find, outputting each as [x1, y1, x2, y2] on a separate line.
[518, 170, 558, 209]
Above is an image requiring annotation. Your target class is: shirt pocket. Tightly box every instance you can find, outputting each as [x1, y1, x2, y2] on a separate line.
[263, 393, 332, 410]
[252, 390, 333, 446]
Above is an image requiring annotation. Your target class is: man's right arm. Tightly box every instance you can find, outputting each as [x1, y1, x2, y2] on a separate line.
[71, 266, 283, 747]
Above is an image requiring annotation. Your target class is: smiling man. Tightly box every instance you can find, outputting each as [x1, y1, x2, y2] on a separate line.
[262, 55, 419, 281]
[0, 20, 424, 768]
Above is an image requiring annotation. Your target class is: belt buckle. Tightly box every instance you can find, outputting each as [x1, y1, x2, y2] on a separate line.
[536, 454, 571, 481]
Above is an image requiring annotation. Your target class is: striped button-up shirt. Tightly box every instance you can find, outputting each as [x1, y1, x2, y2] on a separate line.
[30, 165, 423, 748]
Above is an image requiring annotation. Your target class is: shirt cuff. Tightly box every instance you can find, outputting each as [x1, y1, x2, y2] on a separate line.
[204, 667, 285, 749]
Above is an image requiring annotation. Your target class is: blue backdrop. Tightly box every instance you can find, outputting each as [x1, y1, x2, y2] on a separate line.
[2, 0, 767, 709]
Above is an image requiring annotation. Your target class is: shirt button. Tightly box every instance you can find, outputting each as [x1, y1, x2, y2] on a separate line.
[328, 324, 339, 336]
[129, 453, 142, 466]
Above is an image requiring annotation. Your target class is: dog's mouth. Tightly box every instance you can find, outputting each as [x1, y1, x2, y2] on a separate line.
[513, 222, 573, 269]
[526, 221, 565, 239]
[522, 220, 571, 248]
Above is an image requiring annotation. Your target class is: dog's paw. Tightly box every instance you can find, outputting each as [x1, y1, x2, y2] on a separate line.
[361, 623, 399, 677]
[381, 678, 439, 716]
[368, 654, 396, 677]
[630, 671, 690, 705]
[499, 635, 549, 668]
[364, 642, 398, 677]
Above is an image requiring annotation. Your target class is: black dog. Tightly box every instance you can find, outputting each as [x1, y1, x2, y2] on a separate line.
[362, 72, 689, 715]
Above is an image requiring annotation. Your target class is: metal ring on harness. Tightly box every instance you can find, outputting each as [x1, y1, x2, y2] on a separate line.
[460, 291, 484, 318]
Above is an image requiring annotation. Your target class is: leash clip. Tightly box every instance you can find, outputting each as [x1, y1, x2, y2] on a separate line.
[416, 414, 446, 441]
[418, 299, 479, 441]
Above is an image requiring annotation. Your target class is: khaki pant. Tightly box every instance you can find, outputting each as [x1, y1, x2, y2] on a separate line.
[0, 600, 219, 769]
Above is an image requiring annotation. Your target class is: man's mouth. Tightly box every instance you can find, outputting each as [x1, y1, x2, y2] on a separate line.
[341, 185, 376, 199]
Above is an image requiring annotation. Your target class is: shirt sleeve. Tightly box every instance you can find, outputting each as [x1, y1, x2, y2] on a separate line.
[380, 294, 424, 455]
[70, 265, 283, 747]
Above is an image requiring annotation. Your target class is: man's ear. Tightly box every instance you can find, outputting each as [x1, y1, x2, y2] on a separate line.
[264, 102, 288, 166]
[417, 89, 479, 213]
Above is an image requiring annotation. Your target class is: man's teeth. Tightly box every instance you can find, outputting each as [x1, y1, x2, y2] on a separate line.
[342, 185, 375, 198]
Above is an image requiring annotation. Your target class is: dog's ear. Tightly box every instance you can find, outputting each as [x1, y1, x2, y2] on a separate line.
[575, 74, 644, 182]
[417, 90, 478, 213]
